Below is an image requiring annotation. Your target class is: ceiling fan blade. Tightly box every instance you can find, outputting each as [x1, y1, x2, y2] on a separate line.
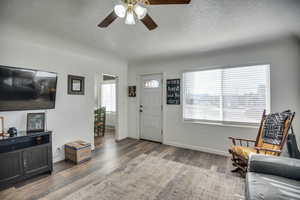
[98, 11, 118, 28]
[148, 0, 191, 5]
[141, 14, 158, 31]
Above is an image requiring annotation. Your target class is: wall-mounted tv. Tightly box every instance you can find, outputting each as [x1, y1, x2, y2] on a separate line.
[0, 65, 58, 111]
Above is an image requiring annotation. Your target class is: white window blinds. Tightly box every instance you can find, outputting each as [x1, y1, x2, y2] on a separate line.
[101, 83, 116, 112]
[183, 65, 270, 124]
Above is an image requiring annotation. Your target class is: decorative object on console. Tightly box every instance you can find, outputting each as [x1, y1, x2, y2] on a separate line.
[27, 113, 46, 133]
[167, 79, 180, 105]
[7, 127, 18, 137]
[0, 117, 4, 135]
[128, 86, 136, 97]
[68, 75, 85, 95]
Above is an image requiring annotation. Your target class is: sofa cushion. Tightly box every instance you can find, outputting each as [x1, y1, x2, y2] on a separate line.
[248, 155, 300, 180]
[246, 172, 300, 200]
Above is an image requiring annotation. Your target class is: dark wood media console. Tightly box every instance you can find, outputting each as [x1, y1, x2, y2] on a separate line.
[0, 131, 53, 189]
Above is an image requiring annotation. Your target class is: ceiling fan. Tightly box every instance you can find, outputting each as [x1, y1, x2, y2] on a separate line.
[98, 0, 191, 31]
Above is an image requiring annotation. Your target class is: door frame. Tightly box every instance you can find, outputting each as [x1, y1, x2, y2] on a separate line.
[138, 73, 164, 143]
[95, 73, 119, 141]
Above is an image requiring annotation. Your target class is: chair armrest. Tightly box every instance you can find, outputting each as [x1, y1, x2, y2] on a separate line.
[228, 137, 256, 146]
[255, 147, 282, 154]
[248, 154, 300, 180]
[228, 137, 256, 142]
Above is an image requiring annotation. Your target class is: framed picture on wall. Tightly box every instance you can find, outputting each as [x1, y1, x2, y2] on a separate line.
[27, 113, 45, 133]
[128, 86, 136, 97]
[68, 75, 85, 95]
[167, 79, 180, 105]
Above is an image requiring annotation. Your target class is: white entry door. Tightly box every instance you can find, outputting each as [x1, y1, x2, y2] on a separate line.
[140, 74, 163, 142]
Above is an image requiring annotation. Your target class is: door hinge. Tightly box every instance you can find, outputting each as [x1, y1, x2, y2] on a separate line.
[161, 105, 163, 111]
[161, 130, 163, 135]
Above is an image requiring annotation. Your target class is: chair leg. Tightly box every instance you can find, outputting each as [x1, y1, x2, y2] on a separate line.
[229, 151, 240, 173]
[231, 167, 240, 173]
[239, 170, 246, 178]
[229, 150, 248, 177]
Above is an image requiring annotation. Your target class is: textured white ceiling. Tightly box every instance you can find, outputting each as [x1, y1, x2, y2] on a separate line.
[0, 0, 300, 62]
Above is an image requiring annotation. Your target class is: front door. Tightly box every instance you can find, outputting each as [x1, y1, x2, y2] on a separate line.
[140, 74, 163, 142]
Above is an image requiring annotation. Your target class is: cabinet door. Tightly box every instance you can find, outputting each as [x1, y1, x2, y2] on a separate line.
[0, 151, 23, 185]
[23, 145, 51, 176]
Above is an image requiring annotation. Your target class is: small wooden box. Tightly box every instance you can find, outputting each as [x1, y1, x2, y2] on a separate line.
[65, 140, 91, 164]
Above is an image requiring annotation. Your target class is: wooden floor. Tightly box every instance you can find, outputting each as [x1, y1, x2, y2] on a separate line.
[94, 128, 115, 149]
[0, 135, 244, 200]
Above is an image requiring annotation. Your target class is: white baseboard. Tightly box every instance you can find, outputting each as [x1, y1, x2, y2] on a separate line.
[163, 141, 229, 157]
[53, 155, 65, 163]
[128, 136, 139, 140]
[116, 135, 128, 141]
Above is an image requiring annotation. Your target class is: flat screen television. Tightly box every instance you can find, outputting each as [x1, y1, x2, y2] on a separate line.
[0, 65, 58, 111]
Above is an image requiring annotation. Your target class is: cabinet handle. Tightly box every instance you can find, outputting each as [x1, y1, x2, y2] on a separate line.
[24, 159, 27, 168]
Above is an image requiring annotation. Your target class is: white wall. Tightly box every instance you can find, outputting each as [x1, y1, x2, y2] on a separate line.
[128, 37, 300, 155]
[0, 30, 128, 162]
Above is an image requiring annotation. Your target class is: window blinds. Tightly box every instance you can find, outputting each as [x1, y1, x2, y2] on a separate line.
[183, 65, 270, 124]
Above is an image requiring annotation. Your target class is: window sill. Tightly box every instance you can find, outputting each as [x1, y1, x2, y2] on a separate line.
[183, 120, 259, 129]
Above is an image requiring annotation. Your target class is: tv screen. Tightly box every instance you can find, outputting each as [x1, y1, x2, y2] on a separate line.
[0, 65, 57, 111]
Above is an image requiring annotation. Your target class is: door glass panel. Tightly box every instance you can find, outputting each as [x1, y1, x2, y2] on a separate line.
[144, 80, 160, 88]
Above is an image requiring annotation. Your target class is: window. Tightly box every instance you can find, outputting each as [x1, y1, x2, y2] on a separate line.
[101, 83, 116, 112]
[183, 64, 270, 125]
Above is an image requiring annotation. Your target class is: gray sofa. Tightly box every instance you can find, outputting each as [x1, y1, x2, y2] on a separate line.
[246, 154, 300, 200]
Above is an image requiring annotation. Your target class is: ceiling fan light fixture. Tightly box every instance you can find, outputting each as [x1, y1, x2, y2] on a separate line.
[125, 10, 136, 25]
[134, 4, 147, 19]
[114, 4, 126, 18]
[98, 0, 191, 30]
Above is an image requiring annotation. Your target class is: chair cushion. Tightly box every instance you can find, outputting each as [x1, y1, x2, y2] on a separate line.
[232, 145, 279, 159]
[246, 172, 300, 200]
[262, 110, 292, 145]
[232, 146, 257, 159]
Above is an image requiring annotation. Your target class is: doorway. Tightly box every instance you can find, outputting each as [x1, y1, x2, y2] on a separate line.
[139, 74, 163, 143]
[94, 74, 118, 148]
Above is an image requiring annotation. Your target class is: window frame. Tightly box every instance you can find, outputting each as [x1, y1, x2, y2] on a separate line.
[182, 63, 271, 127]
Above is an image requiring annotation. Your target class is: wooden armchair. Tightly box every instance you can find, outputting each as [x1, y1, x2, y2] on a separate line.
[228, 110, 295, 177]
